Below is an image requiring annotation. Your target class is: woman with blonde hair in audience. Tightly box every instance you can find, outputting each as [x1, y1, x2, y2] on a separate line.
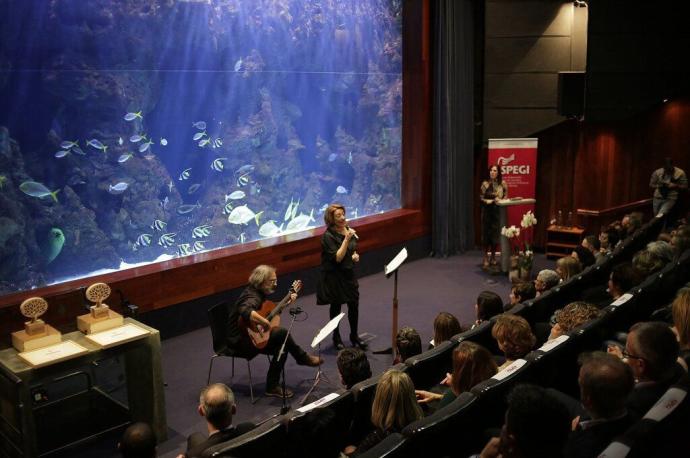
[492, 315, 536, 370]
[432, 312, 462, 347]
[556, 256, 582, 282]
[415, 341, 498, 408]
[347, 369, 422, 456]
[672, 288, 690, 370]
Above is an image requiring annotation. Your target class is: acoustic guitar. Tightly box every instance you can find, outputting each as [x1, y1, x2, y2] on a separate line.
[239, 280, 302, 349]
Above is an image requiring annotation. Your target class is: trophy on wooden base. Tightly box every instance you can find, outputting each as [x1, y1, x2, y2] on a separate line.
[12, 297, 62, 352]
[77, 282, 124, 334]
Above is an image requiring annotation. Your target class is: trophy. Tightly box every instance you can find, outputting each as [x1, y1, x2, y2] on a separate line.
[77, 282, 124, 334]
[11, 297, 62, 351]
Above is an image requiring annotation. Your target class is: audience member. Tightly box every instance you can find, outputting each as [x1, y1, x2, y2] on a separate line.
[621, 212, 643, 237]
[179, 383, 254, 458]
[535, 269, 560, 296]
[646, 240, 675, 264]
[650, 157, 688, 216]
[608, 321, 684, 416]
[583, 263, 641, 308]
[632, 249, 665, 277]
[492, 315, 536, 370]
[599, 228, 620, 255]
[556, 256, 582, 282]
[296, 408, 343, 458]
[572, 246, 596, 269]
[348, 370, 422, 456]
[119, 422, 156, 458]
[505, 282, 536, 311]
[432, 311, 462, 347]
[564, 352, 636, 458]
[415, 341, 498, 407]
[473, 291, 503, 327]
[394, 326, 422, 364]
[672, 288, 690, 370]
[582, 235, 604, 263]
[671, 230, 690, 256]
[337, 348, 372, 389]
[548, 302, 601, 341]
[476, 384, 570, 458]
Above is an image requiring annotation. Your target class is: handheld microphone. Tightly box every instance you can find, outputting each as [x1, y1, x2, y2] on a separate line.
[347, 226, 359, 240]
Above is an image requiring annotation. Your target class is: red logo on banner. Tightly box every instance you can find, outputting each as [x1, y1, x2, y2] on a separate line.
[488, 139, 538, 229]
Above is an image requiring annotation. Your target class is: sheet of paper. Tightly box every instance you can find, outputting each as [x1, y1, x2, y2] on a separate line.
[538, 334, 569, 353]
[18, 340, 88, 368]
[611, 293, 633, 306]
[297, 392, 340, 413]
[85, 323, 150, 349]
[491, 359, 527, 381]
[385, 247, 408, 276]
[311, 313, 346, 348]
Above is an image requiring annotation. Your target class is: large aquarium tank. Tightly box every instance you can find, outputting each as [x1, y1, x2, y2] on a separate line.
[0, 0, 402, 296]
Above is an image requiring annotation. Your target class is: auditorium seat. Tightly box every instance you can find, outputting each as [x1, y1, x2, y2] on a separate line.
[470, 358, 535, 430]
[597, 373, 690, 458]
[453, 319, 500, 355]
[203, 416, 286, 458]
[401, 392, 483, 457]
[285, 391, 355, 456]
[405, 339, 457, 390]
[356, 432, 410, 458]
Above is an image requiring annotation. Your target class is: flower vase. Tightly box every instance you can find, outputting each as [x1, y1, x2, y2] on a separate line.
[508, 255, 520, 283]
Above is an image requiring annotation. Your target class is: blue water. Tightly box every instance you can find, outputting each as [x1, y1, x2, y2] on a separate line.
[0, 0, 402, 296]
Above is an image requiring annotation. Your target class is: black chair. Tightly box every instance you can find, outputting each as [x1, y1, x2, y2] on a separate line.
[404, 339, 458, 390]
[203, 417, 286, 458]
[453, 320, 500, 355]
[470, 358, 535, 430]
[285, 391, 355, 456]
[207, 302, 266, 403]
[357, 432, 410, 458]
[598, 374, 690, 458]
[402, 392, 483, 457]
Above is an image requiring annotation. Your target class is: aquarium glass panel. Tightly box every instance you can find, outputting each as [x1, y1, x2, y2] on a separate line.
[0, 0, 402, 296]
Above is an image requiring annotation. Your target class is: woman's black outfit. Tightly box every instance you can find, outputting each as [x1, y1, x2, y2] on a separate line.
[316, 226, 364, 349]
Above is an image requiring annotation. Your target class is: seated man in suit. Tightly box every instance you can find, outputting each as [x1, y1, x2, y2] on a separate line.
[565, 352, 637, 458]
[119, 422, 157, 458]
[608, 321, 684, 416]
[178, 383, 255, 458]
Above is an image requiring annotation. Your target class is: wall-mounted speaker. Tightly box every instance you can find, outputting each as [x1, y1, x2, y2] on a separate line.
[558, 71, 586, 117]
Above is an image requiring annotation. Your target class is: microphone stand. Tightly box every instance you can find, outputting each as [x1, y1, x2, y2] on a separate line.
[277, 308, 299, 415]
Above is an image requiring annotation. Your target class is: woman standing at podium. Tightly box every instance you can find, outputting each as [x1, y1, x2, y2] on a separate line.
[317, 203, 367, 351]
[480, 164, 508, 268]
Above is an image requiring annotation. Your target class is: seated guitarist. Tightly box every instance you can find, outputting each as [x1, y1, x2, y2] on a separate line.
[227, 264, 323, 398]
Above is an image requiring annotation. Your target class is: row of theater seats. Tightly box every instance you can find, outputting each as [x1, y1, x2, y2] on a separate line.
[203, 217, 687, 458]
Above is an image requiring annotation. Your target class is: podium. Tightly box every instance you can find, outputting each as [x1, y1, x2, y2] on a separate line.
[496, 198, 536, 273]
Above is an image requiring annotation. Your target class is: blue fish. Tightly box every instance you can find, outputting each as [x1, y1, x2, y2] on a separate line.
[192, 121, 207, 130]
[188, 183, 201, 194]
[328, 153, 337, 162]
[60, 140, 78, 149]
[177, 202, 201, 215]
[160, 138, 168, 146]
[71, 146, 86, 156]
[124, 111, 143, 121]
[210, 157, 227, 172]
[336, 186, 348, 194]
[179, 168, 192, 180]
[139, 140, 154, 153]
[193, 131, 206, 141]
[54, 150, 69, 158]
[118, 153, 133, 163]
[87, 139, 108, 153]
[234, 164, 255, 176]
[234, 59, 243, 72]
[129, 134, 145, 143]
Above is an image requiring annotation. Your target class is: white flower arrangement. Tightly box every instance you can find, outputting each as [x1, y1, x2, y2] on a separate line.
[520, 211, 538, 229]
[501, 225, 520, 238]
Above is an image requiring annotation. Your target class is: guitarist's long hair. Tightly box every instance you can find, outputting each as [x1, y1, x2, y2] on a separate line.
[248, 265, 276, 289]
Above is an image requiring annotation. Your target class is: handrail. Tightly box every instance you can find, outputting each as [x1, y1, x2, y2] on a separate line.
[576, 198, 652, 217]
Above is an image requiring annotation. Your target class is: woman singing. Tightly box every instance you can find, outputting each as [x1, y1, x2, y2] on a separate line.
[480, 164, 508, 269]
[317, 203, 367, 350]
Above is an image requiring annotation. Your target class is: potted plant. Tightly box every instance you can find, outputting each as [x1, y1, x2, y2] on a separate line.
[501, 211, 537, 282]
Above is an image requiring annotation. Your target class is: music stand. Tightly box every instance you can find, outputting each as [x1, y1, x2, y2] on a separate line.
[300, 312, 345, 406]
[373, 247, 408, 356]
[276, 309, 300, 415]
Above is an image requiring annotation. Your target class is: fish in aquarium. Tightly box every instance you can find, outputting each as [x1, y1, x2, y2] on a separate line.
[108, 182, 129, 194]
[158, 232, 176, 247]
[19, 181, 60, 202]
[192, 224, 212, 239]
[151, 220, 167, 231]
[43, 228, 65, 264]
[179, 168, 192, 180]
[86, 138, 108, 153]
[124, 111, 143, 121]
[227, 205, 263, 226]
[226, 190, 245, 201]
[0, 0, 403, 296]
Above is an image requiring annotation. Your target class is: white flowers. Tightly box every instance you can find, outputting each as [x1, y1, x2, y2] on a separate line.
[501, 225, 520, 238]
[520, 211, 538, 229]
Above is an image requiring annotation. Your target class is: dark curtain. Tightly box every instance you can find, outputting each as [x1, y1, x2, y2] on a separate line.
[431, 0, 476, 256]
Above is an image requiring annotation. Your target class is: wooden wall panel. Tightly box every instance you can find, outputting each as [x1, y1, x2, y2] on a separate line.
[476, 98, 690, 247]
